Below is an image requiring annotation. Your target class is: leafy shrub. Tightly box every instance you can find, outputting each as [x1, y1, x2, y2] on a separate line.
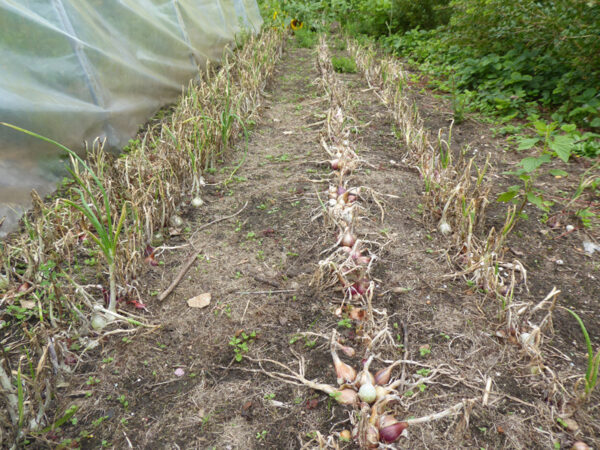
[383, 25, 600, 130]
[263, 0, 600, 130]
[445, 0, 600, 128]
[345, 0, 451, 36]
[332, 56, 357, 73]
[294, 28, 318, 48]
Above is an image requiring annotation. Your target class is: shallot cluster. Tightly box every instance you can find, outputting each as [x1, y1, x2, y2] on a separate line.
[325, 183, 375, 300]
[330, 332, 408, 446]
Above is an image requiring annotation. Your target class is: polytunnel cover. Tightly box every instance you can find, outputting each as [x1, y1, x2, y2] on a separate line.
[0, 0, 262, 236]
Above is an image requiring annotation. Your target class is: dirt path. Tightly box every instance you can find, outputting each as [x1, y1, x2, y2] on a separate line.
[44, 35, 600, 450]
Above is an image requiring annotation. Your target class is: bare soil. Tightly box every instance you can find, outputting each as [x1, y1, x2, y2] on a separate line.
[38, 35, 599, 450]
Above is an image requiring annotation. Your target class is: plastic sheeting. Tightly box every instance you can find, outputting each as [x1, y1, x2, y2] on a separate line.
[0, 0, 262, 236]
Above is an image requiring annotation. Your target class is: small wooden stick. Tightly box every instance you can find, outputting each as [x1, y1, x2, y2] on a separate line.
[482, 377, 493, 406]
[158, 248, 202, 301]
[191, 201, 248, 239]
[160, 201, 249, 302]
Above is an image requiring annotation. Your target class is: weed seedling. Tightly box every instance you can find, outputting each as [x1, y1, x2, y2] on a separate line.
[118, 394, 129, 410]
[304, 338, 317, 349]
[337, 318, 352, 329]
[92, 415, 109, 427]
[419, 345, 431, 357]
[86, 376, 100, 386]
[256, 430, 268, 440]
[229, 331, 256, 362]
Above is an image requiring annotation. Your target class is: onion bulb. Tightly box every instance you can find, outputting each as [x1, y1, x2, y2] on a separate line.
[356, 355, 375, 387]
[339, 228, 356, 248]
[356, 369, 375, 388]
[191, 196, 204, 208]
[331, 159, 343, 170]
[379, 414, 397, 429]
[331, 346, 356, 385]
[339, 429, 352, 441]
[151, 231, 164, 247]
[338, 343, 356, 357]
[438, 220, 451, 236]
[571, 442, 591, 450]
[358, 383, 377, 403]
[91, 313, 107, 330]
[335, 388, 358, 405]
[328, 185, 338, 199]
[356, 256, 371, 265]
[348, 278, 370, 297]
[170, 214, 184, 228]
[349, 308, 366, 321]
[374, 362, 398, 386]
[375, 385, 389, 402]
[365, 424, 379, 448]
[379, 420, 408, 443]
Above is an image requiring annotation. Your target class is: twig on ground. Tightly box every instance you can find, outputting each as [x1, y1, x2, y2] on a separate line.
[190, 201, 248, 239]
[250, 274, 280, 289]
[158, 247, 203, 301]
[482, 377, 493, 406]
[234, 289, 297, 295]
[159, 201, 249, 301]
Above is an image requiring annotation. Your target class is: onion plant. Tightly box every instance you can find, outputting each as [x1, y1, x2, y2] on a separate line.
[566, 308, 600, 402]
[1, 123, 126, 314]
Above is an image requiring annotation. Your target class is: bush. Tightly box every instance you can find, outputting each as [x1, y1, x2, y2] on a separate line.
[383, 0, 600, 130]
[446, 0, 600, 127]
[262, 0, 600, 129]
[332, 56, 357, 73]
[345, 0, 451, 36]
[294, 27, 318, 48]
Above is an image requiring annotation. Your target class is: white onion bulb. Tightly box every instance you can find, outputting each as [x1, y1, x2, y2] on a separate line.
[91, 313, 107, 330]
[358, 383, 377, 403]
[191, 196, 204, 208]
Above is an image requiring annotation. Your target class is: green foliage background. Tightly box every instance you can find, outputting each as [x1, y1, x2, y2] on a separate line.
[264, 0, 600, 132]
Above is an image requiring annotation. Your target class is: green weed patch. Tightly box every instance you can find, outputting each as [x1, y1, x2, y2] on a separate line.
[331, 56, 356, 73]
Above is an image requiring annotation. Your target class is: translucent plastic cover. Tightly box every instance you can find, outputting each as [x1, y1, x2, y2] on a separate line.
[0, 0, 262, 235]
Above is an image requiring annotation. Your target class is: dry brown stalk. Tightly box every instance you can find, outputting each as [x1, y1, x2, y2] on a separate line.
[0, 28, 286, 441]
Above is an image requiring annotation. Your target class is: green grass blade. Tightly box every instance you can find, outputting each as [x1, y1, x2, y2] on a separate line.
[163, 125, 180, 151]
[111, 202, 129, 255]
[1, 122, 114, 235]
[71, 188, 111, 248]
[1, 123, 108, 197]
[63, 199, 111, 261]
[566, 308, 594, 381]
[39, 405, 78, 433]
[65, 165, 103, 217]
